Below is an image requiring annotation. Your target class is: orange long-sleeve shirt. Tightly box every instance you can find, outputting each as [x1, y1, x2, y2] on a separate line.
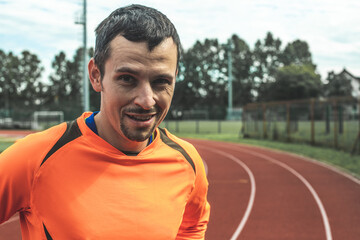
[0, 112, 210, 239]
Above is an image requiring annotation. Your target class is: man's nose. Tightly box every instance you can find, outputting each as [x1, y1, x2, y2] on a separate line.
[133, 82, 156, 110]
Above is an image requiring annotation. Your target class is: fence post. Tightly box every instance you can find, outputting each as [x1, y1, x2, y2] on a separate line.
[218, 120, 221, 134]
[325, 104, 330, 134]
[333, 100, 338, 148]
[338, 104, 343, 134]
[286, 103, 291, 141]
[196, 120, 199, 134]
[262, 104, 267, 139]
[310, 99, 315, 145]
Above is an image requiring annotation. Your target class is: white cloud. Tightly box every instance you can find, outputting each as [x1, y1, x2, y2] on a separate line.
[0, 0, 359, 81]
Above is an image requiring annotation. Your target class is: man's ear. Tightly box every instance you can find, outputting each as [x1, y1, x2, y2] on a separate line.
[88, 58, 102, 92]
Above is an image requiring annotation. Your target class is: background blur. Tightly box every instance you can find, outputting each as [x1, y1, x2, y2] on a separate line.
[1, 0, 360, 153]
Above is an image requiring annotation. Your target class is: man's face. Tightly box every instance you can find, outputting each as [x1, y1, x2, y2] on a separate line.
[97, 36, 177, 143]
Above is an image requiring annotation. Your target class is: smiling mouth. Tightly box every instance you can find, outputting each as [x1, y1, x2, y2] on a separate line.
[126, 114, 156, 122]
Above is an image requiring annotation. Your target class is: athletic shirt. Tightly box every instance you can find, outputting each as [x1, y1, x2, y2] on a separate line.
[0, 112, 210, 239]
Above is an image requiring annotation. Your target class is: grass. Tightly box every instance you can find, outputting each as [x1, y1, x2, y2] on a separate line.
[0, 141, 16, 152]
[175, 132, 360, 179]
[1, 122, 359, 179]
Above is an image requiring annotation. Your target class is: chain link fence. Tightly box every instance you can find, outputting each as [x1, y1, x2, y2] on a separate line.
[242, 96, 360, 154]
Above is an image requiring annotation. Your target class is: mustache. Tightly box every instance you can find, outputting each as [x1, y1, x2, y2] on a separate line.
[124, 106, 160, 114]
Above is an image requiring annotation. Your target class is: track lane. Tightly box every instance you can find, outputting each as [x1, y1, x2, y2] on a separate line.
[197, 146, 256, 240]
[191, 139, 360, 240]
[238, 144, 360, 240]
[197, 147, 253, 239]
[1, 136, 360, 239]
[192, 140, 331, 239]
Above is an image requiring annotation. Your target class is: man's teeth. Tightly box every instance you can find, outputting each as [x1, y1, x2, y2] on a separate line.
[128, 115, 153, 121]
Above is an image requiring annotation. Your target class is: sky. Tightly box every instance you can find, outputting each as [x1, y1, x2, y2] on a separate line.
[1, 0, 359, 82]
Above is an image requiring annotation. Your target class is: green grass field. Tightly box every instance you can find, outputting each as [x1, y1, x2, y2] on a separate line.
[243, 120, 359, 152]
[161, 120, 360, 178]
[1, 120, 359, 178]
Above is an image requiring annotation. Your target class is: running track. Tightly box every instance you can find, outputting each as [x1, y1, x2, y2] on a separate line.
[1, 133, 360, 239]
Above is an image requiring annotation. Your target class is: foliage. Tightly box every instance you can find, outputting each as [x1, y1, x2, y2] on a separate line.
[251, 32, 283, 102]
[47, 47, 95, 119]
[0, 50, 44, 118]
[323, 71, 353, 97]
[172, 38, 228, 119]
[2, 30, 358, 121]
[269, 64, 322, 101]
[228, 34, 254, 106]
[280, 39, 314, 67]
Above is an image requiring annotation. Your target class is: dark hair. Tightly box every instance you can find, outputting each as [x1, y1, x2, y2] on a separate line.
[94, 4, 181, 78]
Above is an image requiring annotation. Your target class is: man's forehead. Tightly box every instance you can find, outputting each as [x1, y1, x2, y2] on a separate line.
[109, 36, 177, 61]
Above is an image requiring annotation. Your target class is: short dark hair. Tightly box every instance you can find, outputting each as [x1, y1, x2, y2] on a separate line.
[94, 4, 181, 78]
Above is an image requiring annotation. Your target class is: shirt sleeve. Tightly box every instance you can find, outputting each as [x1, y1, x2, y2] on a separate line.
[176, 147, 211, 240]
[0, 125, 66, 224]
[0, 139, 34, 223]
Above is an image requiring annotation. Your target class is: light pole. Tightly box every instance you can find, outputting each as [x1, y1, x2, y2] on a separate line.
[75, 0, 90, 112]
[227, 40, 234, 120]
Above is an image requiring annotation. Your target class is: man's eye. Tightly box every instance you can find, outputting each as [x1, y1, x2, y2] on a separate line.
[118, 75, 135, 84]
[153, 78, 170, 85]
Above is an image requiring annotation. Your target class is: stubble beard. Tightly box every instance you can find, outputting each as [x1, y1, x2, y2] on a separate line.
[120, 120, 157, 142]
[120, 108, 162, 142]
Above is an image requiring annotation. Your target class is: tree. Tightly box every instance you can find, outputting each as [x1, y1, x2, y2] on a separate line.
[0, 50, 44, 118]
[48, 47, 95, 119]
[251, 32, 283, 101]
[280, 39, 314, 67]
[269, 64, 322, 101]
[17, 50, 45, 108]
[323, 71, 353, 97]
[172, 39, 227, 118]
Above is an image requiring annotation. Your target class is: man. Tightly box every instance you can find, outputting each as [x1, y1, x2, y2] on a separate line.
[0, 4, 210, 240]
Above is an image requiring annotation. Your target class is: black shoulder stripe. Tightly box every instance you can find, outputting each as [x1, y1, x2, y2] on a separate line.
[43, 224, 53, 240]
[40, 120, 82, 166]
[159, 128, 196, 174]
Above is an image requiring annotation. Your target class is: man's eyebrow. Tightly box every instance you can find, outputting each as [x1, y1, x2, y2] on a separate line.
[115, 67, 138, 75]
[156, 73, 174, 80]
[115, 67, 174, 80]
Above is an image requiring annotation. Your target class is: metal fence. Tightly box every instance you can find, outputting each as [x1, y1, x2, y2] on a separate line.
[242, 96, 360, 154]
[160, 120, 242, 135]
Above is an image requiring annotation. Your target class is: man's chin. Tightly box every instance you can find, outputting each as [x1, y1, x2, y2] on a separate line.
[122, 126, 155, 142]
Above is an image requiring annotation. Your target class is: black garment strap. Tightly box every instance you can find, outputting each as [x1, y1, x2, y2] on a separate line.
[43, 224, 53, 240]
[41, 120, 82, 166]
[158, 128, 196, 174]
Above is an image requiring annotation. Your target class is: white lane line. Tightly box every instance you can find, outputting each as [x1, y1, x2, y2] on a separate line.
[227, 146, 333, 240]
[220, 142, 360, 185]
[265, 147, 360, 185]
[197, 145, 256, 240]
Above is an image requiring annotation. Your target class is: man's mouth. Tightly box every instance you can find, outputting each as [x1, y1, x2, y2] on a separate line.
[126, 113, 156, 122]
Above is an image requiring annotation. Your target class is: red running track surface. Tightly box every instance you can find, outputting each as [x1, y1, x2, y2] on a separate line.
[1, 137, 359, 239]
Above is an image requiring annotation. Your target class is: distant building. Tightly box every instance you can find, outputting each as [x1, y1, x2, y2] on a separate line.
[337, 68, 360, 97]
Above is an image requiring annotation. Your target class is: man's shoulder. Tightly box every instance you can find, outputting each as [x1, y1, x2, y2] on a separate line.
[158, 128, 196, 152]
[5, 122, 69, 157]
[21, 122, 68, 145]
[0, 122, 70, 173]
[157, 128, 202, 168]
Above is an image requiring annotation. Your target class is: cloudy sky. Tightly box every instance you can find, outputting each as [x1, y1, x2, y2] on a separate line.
[1, 0, 359, 82]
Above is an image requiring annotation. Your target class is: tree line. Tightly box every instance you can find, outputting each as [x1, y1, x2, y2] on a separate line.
[0, 31, 354, 120]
